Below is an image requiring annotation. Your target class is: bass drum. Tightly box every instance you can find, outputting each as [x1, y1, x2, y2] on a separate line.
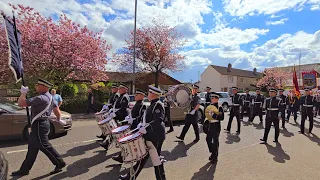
[166, 84, 192, 108]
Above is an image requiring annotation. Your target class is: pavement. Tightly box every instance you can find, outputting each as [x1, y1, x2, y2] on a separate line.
[1, 113, 320, 180]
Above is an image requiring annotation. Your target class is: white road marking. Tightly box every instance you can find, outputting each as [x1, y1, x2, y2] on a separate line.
[6, 138, 100, 154]
[220, 142, 261, 156]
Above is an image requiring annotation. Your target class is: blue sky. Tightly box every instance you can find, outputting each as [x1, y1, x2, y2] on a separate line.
[1, 0, 320, 83]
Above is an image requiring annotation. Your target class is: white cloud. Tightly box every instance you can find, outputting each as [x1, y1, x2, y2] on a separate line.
[310, 5, 320, 11]
[222, 0, 320, 17]
[266, 18, 289, 25]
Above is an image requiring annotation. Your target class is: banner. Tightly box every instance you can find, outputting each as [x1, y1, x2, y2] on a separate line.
[292, 66, 301, 99]
[302, 70, 317, 89]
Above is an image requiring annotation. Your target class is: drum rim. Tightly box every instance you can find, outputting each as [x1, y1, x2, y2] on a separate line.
[118, 133, 143, 143]
[95, 110, 107, 115]
[98, 117, 114, 125]
[111, 125, 130, 134]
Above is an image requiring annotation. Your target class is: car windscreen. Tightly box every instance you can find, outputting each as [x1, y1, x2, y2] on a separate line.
[0, 102, 24, 112]
[220, 93, 229, 98]
[199, 92, 206, 98]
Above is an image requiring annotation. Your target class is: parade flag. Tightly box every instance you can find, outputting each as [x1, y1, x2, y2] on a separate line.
[2, 15, 23, 83]
[293, 65, 301, 99]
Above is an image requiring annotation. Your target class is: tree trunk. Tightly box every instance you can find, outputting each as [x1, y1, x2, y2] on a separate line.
[154, 70, 159, 88]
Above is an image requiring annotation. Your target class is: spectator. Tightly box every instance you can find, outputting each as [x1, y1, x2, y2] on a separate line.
[87, 88, 97, 114]
[51, 89, 63, 107]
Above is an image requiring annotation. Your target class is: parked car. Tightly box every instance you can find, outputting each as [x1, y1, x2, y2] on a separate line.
[0, 151, 8, 180]
[199, 92, 231, 112]
[128, 95, 205, 123]
[0, 101, 72, 141]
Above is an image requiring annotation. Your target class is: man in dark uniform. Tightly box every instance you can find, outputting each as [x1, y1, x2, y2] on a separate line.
[299, 88, 317, 134]
[12, 79, 66, 176]
[205, 87, 212, 107]
[286, 91, 299, 122]
[126, 89, 147, 130]
[97, 84, 119, 140]
[206, 92, 224, 164]
[260, 88, 282, 144]
[176, 84, 201, 142]
[240, 89, 252, 120]
[225, 87, 241, 134]
[249, 87, 264, 123]
[119, 85, 166, 180]
[164, 90, 174, 133]
[278, 88, 288, 128]
[110, 83, 130, 162]
[315, 91, 320, 117]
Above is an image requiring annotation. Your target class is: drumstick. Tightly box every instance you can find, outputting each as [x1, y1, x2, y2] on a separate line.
[126, 123, 150, 135]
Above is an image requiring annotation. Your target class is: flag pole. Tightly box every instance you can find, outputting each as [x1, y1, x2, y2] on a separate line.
[12, 12, 31, 128]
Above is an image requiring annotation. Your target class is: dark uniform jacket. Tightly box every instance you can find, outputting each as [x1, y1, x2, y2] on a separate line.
[278, 94, 288, 110]
[287, 95, 300, 109]
[231, 93, 242, 108]
[265, 97, 282, 118]
[114, 93, 129, 121]
[190, 94, 200, 113]
[211, 103, 224, 122]
[108, 92, 119, 109]
[144, 99, 165, 142]
[130, 100, 146, 130]
[205, 92, 211, 106]
[242, 94, 252, 106]
[300, 95, 317, 113]
[252, 94, 264, 108]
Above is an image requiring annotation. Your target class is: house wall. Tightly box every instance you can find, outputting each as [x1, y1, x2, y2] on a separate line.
[200, 66, 221, 92]
[220, 75, 237, 93]
[237, 76, 257, 91]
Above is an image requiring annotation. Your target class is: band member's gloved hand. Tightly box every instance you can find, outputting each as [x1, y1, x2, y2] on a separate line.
[110, 112, 116, 118]
[209, 111, 214, 117]
[138, 126, 147, 134]
[108, 108, 113, 113]
[101, 105, 109, 111]
[125, 116, 133, 124]
[212, 113, 218, 119]
[190, 109, 196, 115]
[20, 86, 29, 94]
[137, 123, 143, 129]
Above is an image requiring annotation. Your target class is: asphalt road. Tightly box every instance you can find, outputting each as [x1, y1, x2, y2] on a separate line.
[1, 114, 320, 180]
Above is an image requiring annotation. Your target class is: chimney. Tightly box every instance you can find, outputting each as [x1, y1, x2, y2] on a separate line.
[227, 63, 232, 72]
[253, 68, 257, 75]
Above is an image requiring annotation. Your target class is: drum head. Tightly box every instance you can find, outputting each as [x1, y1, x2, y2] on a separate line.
[112, 125, 130, 134]
[95, 110, 107, 115]
[168, 85, 191, 108]
[119, 132, 142, 143]
[98, 116, 113, 124]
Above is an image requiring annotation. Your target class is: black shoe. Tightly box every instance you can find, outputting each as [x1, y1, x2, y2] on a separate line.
[176, 136, 184, 141]
[273, 140, 279, 143]
[167, 129, 174, 133]
[112, 155, 123, 163]
[236, 131, 240, 134]
[298, 131, 304, 134]
[224, 129, 230, 133]
[50, 161, 66, 175]
[209, 154, 213, 161]
[11, 170, 29, 176]
[193, 138, 200, 143]
[97, 134, 106, 139]
[119, 174, 130, 180]
[260, 139, 267, 144]
[100, 141, 110, 150]
[210, 158, 218, 164]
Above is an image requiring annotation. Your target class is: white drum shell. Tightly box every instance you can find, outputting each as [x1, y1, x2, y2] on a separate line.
[98, 119, 118, 135]
[120, 135, 148, 163]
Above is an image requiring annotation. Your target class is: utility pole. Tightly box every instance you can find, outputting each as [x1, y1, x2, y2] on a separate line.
[299, 51, 301, 88]
[132, 0, 138, 94]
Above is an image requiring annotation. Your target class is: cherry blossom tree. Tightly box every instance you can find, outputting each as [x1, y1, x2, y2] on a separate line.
[115, 19, 187, 87]
[256, 67, 291, 89]
[0, 4, 111, 85]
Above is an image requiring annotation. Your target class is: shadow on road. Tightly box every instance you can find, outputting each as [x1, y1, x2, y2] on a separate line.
[89, 164, 122, 180]
[225, 133, 241, 144]
[241, 119, 251, 126]
[304, 133, 320, 146]
[191, 162, 217, 180]
[289, 121, 300, 128]
[252, 122, 264, 130]
[280, 128, 294, 138]
[265, 143, 290, 163]
[61, 142, 100, 158]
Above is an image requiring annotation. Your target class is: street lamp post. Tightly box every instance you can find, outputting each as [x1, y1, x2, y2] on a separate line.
[132, 0, 138, 94]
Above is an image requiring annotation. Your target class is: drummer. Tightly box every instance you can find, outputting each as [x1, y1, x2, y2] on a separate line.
[97, 83, 119, 140]
[119, 85, 166, 180]
[126, 88, 147, 130]
[206, 92, 224, 164]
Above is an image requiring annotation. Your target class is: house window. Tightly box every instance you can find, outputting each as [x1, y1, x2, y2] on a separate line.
[221, 88, 224, 91]
[240, 78, 244, 82]
[228, 76, 233, 83]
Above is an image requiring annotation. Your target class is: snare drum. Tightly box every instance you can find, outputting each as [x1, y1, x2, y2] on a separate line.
[98, 116, 118, 135]
[118, 132, 148, 163]
[111, 125, 131, 141]
[166, 84, 192, 108]
[95, 110, 108, 122]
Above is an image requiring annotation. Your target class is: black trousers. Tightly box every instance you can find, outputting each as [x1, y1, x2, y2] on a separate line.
[280, 109, 286, 127]
[262, 116, 280, 142]
[206, 123, 220, 160]
[165, 107, 174, 130]
[240, 104, 251, 119]
[180, 114, 199, 140]
[301, 110, 314, 133]
[86, 103, 97, 114]
[249, 106, 263, 122]
[20, 119, 64, 172]
[287, 107, 298, 121]
[129, 139, 165, 180]
[226, 107, 240, 132]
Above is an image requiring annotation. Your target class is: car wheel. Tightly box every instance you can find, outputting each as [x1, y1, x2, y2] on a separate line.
[222, 103, 229, 112]
[197, 109, 204, 123]
[48, 123, 55, 139]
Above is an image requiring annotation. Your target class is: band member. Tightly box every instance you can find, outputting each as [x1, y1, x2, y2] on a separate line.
[119, 85, 166, 180]
[299, 88, 317, 134]
[97, 84, 119, 140]
[277, 88, 288, 128]
[12, 79, 66, 176]
[225, 87, 241, 134]
[127, 89, 147, 130]
[240, 89, 252, 120]
[176, 84, 200, 142]
[104, 83, 129, 159]
[286, 91, 299, 122]
[164, 90, 174, 133]
[205, 87, 212, 107]
[260, 88, 282, 144]
[315, 91, 320, 117]
[249, 87, 264, 123]
[206, 92, 224, 164]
